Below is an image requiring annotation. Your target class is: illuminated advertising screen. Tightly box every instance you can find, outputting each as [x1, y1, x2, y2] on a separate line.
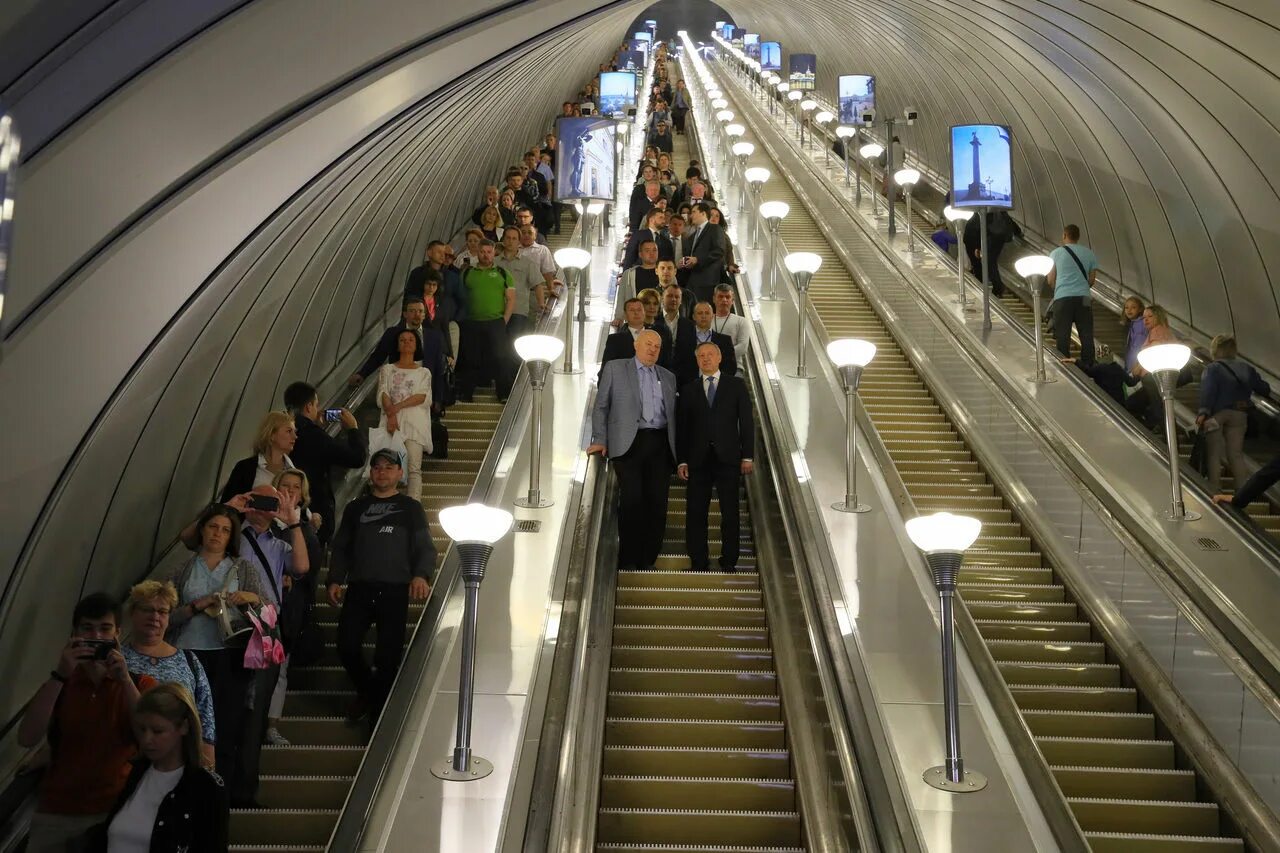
[744, 33, 760, 60]
[555, 116, 617, 203]
[838, 74, 875, 123]
[950, 124, 1013, 209]
[616, 50, 644, 71]
[599, 72, 637, 116]
[721, 23, 734, 40]
[788, 53, 816, 90]
[634, 32, 651, 43]
[714, 20, 725, 33]
[760, 41, 781, 71]
[731, 27, 745, 47]
[627, 38, 649, 60]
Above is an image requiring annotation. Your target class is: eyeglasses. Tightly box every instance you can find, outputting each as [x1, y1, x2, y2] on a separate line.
[134, 605, 171, 617]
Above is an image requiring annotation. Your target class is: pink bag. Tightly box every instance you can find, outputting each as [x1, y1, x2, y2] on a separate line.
[243, 603, 286, 669]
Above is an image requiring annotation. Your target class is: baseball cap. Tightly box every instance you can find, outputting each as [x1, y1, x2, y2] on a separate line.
[370, 449, 402, 468]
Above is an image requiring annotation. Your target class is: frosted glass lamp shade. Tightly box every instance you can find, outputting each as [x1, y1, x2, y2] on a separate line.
[708, 89, 723, 99]
[905, 512, 982, 554]
[716, 110, 735, 123]
[943, 205, 974, 222]
[554, 247, 591, 269]
[514, 334, 564, 364]
[835, 125, 857, 139]
[827, 338, 877, 368]
[587, 201, 606, 215]
[894, 168, 921, 187]
[788, 90, 803, 102]
[800, 99, 817, 112]
[815, 110, 834, 124]
[784, 252, 823, 275]
[726, 124, 745, 137]
[744, 167, 771, 184]
[1137, 343, 1192, 374]
[1014, 255, 1055, 278]
[859, 143, 884, 160]
[759, 200, 790, 221]
[711, 98, 729, 110]
[440, 504, 514, 545]
[732, 141, 755, 156]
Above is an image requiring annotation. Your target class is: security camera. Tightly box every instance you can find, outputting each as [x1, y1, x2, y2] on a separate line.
[903, 107, 919, 125]
[861, 108, 875, 126]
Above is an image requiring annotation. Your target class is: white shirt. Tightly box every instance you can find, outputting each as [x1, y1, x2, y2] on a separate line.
[662, 311, 681, 342]
[106, 765, 184, 852]
[702, 370, 722, 401]
[254, 452, 295, 488]
[712, 312, 750, 365]
[518, 242, 556, 277]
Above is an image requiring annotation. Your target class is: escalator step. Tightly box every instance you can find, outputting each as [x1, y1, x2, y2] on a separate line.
[1036, 736, 1175, 769]
[615, 588, 764, 608]
[1010, 685, 1137, 712]
[610, 645, 775, 669]
[596, 807, 801, 846]
[985, 639, 1105, 663]
[612, 624, 771, 647]
[619, 570, 761, 589]
[1083, 832, 1242, 852]
[604, 717, 787, 749]
[609, 668, 777, 694]
[600, 775, 796, 811]
[607, 692, 782, 721]
[1023, 709, 1154, 739]
[1069, 797, 1223, 836]
[1053, 765, 1197, 801]
[614, 605, 768, 627]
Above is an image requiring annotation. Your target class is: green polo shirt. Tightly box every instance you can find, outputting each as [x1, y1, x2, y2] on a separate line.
[463, 265, 513, 321]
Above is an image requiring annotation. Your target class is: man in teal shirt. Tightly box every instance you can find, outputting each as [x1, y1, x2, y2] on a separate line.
[1046, 223, 1099, 367]
[457, 239, 516, 402]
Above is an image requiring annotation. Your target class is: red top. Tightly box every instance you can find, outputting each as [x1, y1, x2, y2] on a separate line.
[38, 668, 157, 815]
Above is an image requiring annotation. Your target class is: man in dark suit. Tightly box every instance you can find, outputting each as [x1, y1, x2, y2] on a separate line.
[682, 202, 726, 303]
[670, 301, 736, 388]
[601, 298, 672, 374]
[656, 262, 695, 319]
[348, 297, 449, 413]
[629, 180, 663, 232]
[587, 331, 679, 571]
[677, 341, 755, 572]
[621, 209, 672, 269]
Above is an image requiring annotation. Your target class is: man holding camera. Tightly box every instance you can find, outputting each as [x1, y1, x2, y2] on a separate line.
[19, 593, 157, 852]
[284, 381, 368, 548]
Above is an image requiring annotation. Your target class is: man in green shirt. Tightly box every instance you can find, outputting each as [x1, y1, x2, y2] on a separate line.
[458, 239, 516, 402]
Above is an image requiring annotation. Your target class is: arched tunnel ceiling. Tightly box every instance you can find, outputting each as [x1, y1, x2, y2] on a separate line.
[718, 0, 1280, 377]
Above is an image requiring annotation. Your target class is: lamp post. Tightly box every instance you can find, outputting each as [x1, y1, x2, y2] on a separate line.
[827, 339, 877, 513]
[1013, 255, 1057, 383]
[724, 123, 745, 176]
[744, 167, 770, 249]
[586, 202, 605, 296]
[814, 111, 834, 165]
[893, 168, 921, 252]
[513, 335, 565, 508]
[777, 83, 790, 125]
[943, 206, 975, 311]
[799, 99, 817, 149]
[905, 512, 989, 794]
[859, 143, 883, 213]
[732, 141, 755, 211]
[432, 503, 515, 782]
[553, 247, 590, 374]
[784, 251, 822, 378]
[759, 201, 789, 301]
[836, 125, 856, 186]
[714, 108, 733, 157]
[1138, 344, 1202, 522]
[788, 90, 803, 139]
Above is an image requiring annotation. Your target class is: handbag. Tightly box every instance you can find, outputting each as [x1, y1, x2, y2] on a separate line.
[1188, 428, 1210, 475]
[207, 564, 254, 647]
[243, 603, 286, 670]
[1221, 363, 1265, 438]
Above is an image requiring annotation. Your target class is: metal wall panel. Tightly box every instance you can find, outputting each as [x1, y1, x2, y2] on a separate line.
[0, 0, 640, 732]
[720, 0, 1280, 375]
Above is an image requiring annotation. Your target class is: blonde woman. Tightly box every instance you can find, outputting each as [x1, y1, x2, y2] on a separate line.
[219, 410, 296, 500]
[122, 581, 216, 769]
[95, 684, 229, 852]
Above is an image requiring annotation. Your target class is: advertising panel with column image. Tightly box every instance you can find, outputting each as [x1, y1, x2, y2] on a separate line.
[599, 72, 637, 117]
[950, 124, 1014, 209]
[730, 27, 745, 49]
[788, 53, 817, 90]
[744, 33, 760, 60]
[760, 41, 782, 71]
[554, 116, 617, 203]
[838, 75, 875, 124]
[616, 50, 644, 72]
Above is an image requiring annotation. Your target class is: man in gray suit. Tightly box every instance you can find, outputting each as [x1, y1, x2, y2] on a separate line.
[587, 330, 678, 570]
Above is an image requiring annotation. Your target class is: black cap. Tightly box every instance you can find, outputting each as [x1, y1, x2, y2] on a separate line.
[370, 448, 402, 468]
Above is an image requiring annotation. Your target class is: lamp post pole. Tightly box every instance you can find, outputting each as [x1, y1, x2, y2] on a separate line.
[979, 208, 992, 332]
[828, 339, 876, 513]
[1138, 344, 1202, 522]
[944, 207, 975, 312]
[512, 339, 562, 509]
[884, 118, 897, 237]
[758, 203, 789, 301]
[553, 248, 590, 374]
[1014, 256, 1058, 384]
[784, 252, 821, 379]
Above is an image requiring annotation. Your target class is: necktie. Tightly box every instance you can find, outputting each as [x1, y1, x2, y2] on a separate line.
[706, 375, 717, 405]
[641, 368, 655, 423]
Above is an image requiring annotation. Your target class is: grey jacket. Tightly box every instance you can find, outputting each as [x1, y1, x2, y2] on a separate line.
[592, 357, 678, 460]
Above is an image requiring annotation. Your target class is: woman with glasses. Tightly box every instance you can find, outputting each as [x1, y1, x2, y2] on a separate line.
[122, 581, 216, 770]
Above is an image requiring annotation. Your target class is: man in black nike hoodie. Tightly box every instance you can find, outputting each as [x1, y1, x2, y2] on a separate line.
[327, 449, 436, 724]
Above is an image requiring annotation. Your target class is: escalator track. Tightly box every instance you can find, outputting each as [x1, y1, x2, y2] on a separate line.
[726, 97, 1246, 852]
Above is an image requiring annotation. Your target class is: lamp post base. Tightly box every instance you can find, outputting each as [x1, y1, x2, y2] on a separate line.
[514, 495, 554, 509]
[1165, 508, 1202, 522]
[432, 755, 493, 781]
[785, 371, 814, 380]
[1026, 374, 1058, 385]
[553, 366, 582, 375]
[923, 766, 987, 793]
[832, 500, 872, 513]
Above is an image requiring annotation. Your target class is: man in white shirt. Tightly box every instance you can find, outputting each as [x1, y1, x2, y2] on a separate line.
[517, 224, 561, 293]
[711, 284, 749, 368]
[497, 226, 547, 334]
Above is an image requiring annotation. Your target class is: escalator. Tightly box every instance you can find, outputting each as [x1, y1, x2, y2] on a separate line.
[721, 100, 1246, 852]
[596, 481, 803, 851]
[236, 393, 505, 849]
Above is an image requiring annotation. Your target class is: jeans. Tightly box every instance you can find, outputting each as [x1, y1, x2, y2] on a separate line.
[193, 648, 253, 791]
[1206, 408, 1249, 493]
[1052, 296, 1095, 365]
[337, 582, 409, 719]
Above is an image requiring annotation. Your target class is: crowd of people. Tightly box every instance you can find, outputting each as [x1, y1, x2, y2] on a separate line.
[12, 46, 625, 853]
[589, 44, 757, 575]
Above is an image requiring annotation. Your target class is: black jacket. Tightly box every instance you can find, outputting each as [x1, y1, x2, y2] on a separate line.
[677, 373, 755, 466]
[599, 326, 673, 377]
[629, 191, 661, 232]
[668, 327, 736, 389]
[219, 456, 260, 504]
[621, 229, 674, 269]
[405, 264, 466, 322]
[90, 762, 229, 853]
[685, 222, 726, 293]
[291, 414, 367, 524]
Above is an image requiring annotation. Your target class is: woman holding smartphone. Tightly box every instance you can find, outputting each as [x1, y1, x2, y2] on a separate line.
[164, 504, 263, 787]
[94, 683, 229, 852]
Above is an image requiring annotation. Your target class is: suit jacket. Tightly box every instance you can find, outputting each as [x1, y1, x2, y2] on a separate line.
[669, 327, 736, 388]
[686, 222, 726, 293]
[600, 326, 673, 376]
[592, 358, 678, 460]
[629, 192, 660, 232]
[663, 230, 688, 265]
[677, 373, 755, 466]
[621, 229, 673, 269]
